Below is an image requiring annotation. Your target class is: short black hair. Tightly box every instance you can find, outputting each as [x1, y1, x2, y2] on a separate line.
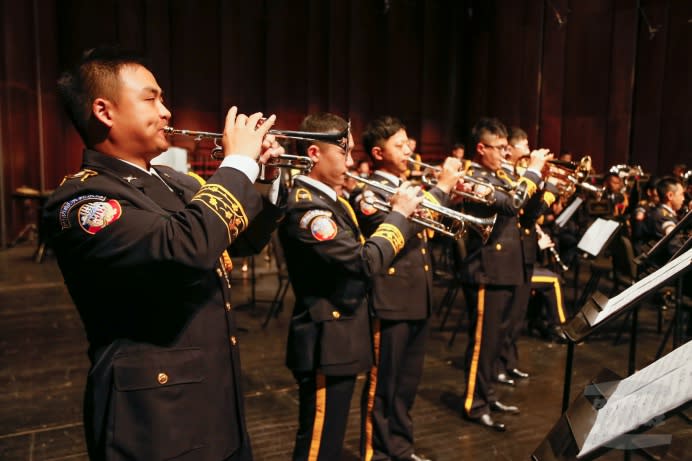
[361, 116, 406, 159]
[296, 113, 349, 156]
[57, 45, 149, 144]
[469, 117, 508, 148]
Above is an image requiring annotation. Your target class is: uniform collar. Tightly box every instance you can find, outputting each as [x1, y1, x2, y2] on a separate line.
[373, 170, 401, 186]
[294, 175, 338, 201]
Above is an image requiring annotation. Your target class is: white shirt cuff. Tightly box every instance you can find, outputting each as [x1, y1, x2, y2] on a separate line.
[220, 155, 259, 183]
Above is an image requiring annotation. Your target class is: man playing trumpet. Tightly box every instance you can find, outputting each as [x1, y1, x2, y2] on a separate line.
[351, 116, 462, 461]
[458, 117, 554, 432]
[278, 113, 424, 461]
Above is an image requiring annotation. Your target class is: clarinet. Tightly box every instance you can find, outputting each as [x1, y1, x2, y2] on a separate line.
[535, 224, 569, 272]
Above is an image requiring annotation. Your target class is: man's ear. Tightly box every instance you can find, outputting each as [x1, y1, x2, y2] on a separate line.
[92, 98, 115, 128]
[371, 146, 384, 162]
[476, 142, 486, 158]
[307, 144, 320, 164]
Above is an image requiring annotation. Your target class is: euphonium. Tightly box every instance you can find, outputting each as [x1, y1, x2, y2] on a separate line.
[346, 172, 496, 243]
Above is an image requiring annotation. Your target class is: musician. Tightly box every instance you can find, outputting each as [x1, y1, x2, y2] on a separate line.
[42, 46, 285, 461]
[459, 117, 551, 431]
[495, 126, 559, 386]
[278, 113, 423, 461]
[601, 172, 629, 217]
[630, 177, 660, 255]
[351, 116, 462, 461]
[648, 176, 687, 262]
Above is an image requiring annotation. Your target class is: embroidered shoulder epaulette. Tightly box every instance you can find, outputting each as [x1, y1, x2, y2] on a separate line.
[59, 169, 99, 186]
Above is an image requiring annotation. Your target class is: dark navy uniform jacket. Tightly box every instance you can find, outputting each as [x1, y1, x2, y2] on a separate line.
[42, 149, 282, 461]
[279, 176, 414, 376]
[460, 163, 545, 286]
[350, 171, 447, 320]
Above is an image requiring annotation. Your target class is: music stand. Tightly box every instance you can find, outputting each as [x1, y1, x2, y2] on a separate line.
[559, 248, 692, 413]
[571, 218, 621, 312]
[533, 340, 692, 461]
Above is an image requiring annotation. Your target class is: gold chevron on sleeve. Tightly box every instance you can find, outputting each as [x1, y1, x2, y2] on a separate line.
[371, 223, 405, 253]
[191, 183, 248, 242]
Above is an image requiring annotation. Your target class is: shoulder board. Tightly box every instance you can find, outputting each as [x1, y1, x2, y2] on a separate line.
[293, 187, 313, 202]
[59, 169, 99, 186]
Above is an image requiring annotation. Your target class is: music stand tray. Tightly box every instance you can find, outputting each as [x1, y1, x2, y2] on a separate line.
[533, 340, 692, 461]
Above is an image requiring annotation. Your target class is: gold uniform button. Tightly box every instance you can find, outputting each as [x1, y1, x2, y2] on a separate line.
[417, 232, 423, 239]
[157, 373, 168, 385]
[225, 302, 232, 311]
[495, 243, 502, 251]
[216, 268, 223, 277]
[424, 265, 429, 272]
[516, 223, 521, 229]
[332, 310, 341, 319]
[525, 229, 531, 235]
[388, 267, 396, 275]
[230, 336, 237, 346]
[421, 248, 426, 255]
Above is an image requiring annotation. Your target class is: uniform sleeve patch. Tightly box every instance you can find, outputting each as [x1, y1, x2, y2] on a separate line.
[310, 215, 338, 241]
[358, 190, 379, 216]
[299, 210, 333, 229]
[59, 194, 107, 229]
[78, 199, 122, 234]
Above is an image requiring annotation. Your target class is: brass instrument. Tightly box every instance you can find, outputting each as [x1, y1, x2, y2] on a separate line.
[406, 158, 497, 205]
[164, 124, 349, 181]
[609, 164, 646, 192]
[346, 172, 496, 243]
[515, 155, 599, 199]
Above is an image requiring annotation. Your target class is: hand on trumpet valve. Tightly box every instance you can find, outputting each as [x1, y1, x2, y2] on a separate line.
[389, 181, 424, 218]
[527, 148, 553, 175]
[222, 106, 277, 160]
[435, 157, 464, 194]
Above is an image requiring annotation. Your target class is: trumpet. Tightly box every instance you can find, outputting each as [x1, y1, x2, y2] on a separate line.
[164, 124, 349, 181]
[515, 155, 596, 199]
[346, 172, 496, 243]
[407, 158, 496, 205]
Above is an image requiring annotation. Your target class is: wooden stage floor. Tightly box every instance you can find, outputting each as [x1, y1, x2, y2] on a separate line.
[0, 242, 689, 461]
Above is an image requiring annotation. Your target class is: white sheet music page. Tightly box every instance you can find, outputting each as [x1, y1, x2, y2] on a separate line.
[592, 247, 692, 325]
[556, 197, 583, 228]
[577, 218, 620, 257]
[578, 340, 692, 458]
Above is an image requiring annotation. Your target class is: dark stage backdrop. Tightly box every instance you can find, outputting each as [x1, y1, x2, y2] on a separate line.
[1, 0, 690, 246]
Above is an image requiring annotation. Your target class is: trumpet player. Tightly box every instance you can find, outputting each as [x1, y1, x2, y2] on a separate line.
[458, 117, 556, 432]
[41, 46, 286, 461]
[352, 116, 462, 461]
[495, 127, 560, 387]
[278, 113, 424, 461]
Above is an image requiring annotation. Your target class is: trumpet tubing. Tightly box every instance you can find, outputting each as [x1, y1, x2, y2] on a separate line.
[164, 125, 349, 181]
[406, 158, 497, 205]
[346, 172, 496, 242]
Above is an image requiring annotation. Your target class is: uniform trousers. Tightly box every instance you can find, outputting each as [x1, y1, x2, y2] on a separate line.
[462, 284, 515, 418]
[292, 371, 357, 461]
[530, 268, 567, 326]
[497, 267, 533, 375]
[362, 319, 428, 461]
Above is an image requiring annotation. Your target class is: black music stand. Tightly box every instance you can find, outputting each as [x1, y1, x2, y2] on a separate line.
[571, 218, 621, 312]
[632, 210, 692, 358]
[533, 340, 692, 461]
[559, 248, 692, 413]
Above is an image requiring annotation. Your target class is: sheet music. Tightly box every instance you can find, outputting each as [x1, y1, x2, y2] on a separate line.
[555, 196, 583, 228]
[577, 218, 620, 257]
[592, 247, 692, 325]
[578, 341, 692, 457]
